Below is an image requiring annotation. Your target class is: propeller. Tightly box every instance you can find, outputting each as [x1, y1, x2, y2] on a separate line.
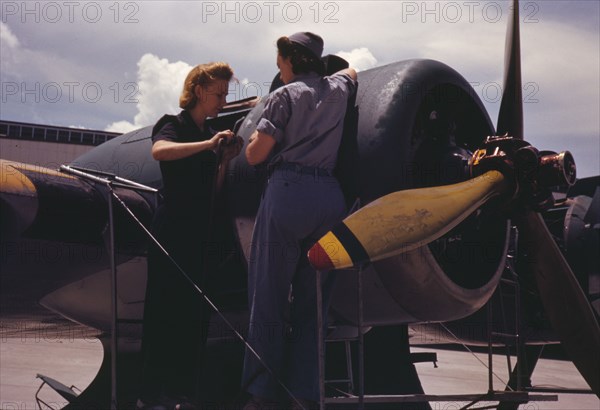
[0, 159, 39, 239]
[498, 0, 599, 396]
[307, 0, 556, 274]
[308, 170, 508, 270]
[497, 0, 523, 139]
[515, 210, 600, 395]
[308, 0, 600, 395]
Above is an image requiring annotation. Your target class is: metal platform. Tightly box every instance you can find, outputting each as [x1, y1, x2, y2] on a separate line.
[315, 262, 561, 409]
[324, 391, 558, 405]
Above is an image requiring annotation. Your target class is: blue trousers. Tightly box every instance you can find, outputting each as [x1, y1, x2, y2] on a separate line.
[242, 168, 347, 401]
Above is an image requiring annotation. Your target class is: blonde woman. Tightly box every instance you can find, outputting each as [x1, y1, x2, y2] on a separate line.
[138, 62, 241, 410]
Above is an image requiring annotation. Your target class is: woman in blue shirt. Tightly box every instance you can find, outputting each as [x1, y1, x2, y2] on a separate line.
[243, 32, 357, 409]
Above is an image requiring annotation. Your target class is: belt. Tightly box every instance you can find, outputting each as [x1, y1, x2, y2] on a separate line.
[271, 162, 332, 177]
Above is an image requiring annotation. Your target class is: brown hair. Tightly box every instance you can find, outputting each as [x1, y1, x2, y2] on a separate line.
[179, 62, 234, 110]
[276, 36, 325, 76]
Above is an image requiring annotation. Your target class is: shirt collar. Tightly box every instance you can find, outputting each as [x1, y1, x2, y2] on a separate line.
[181, 109, 208, 134]
[290, 72, 321, 83]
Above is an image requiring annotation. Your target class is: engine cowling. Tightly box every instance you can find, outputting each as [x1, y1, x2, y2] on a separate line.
[229, 59, 509, 326]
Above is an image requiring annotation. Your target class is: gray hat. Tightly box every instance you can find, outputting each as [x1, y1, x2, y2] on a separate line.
[288, 32, 324, 59]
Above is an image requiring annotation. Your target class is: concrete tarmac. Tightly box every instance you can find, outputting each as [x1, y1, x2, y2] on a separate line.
[1, 333, 598, 410]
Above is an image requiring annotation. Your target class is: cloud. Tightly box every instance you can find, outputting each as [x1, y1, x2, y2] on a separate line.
[0, 22, 21, 75]
[105, 48, 378, 134]
[105, 54, 192, 133]
[336, 48, 378, 72]
[1, 1, 597, 175]
[0, 22, 19, 48]
[104, 120, 139, 134]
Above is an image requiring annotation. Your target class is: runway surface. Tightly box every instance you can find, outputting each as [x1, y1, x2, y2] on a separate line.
[1, 324, 598, 410]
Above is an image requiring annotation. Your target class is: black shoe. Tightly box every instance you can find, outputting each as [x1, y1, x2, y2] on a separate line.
[136, 395, 199, 410]
[243, 396, 263, 410]
[243, 395, 285, 410]
[164, 395, 199, 410]
[136, 398, 169, 410]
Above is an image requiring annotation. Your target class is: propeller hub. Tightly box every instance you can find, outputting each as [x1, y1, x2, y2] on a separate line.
[469, 136, 577, 211]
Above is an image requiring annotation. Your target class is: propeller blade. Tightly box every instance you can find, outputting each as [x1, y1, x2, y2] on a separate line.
[1, 159, 42, 238]
[497, 0, 523, 138]
[516, 210, 600, 396]
[308, 170, 509, 271]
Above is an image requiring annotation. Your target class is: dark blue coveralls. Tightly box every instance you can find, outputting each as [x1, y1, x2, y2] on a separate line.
[242, 72, 357, 401]
[140, 111, 216, 403]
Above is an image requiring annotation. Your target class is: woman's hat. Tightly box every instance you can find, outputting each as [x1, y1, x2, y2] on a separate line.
[288, 32, 324, 59]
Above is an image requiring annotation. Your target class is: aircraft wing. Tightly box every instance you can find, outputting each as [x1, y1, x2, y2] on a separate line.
[1, 158, 154, 246]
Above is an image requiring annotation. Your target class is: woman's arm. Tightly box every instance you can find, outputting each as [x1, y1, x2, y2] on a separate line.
[152, 130, 234, 161]
[338, 67, 357, 82]
[245, 130, 276, 165]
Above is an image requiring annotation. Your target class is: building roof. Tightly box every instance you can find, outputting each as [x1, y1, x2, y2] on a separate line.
[0, 120, 122, 146]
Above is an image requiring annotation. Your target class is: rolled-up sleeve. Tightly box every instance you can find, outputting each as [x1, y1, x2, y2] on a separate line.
[151, 114, 179, 144]
[332, 72, 357, 96]
[256, 89, 291, 144]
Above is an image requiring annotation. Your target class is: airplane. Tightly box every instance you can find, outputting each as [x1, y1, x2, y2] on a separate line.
[1, 0, 598, 408]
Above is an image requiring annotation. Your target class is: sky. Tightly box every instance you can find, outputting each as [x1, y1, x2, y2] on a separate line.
[1, 0, 599, 177]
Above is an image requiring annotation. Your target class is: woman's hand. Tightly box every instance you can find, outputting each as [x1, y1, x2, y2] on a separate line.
[220, 136, 244, 162]
[209, 130, 235, 149]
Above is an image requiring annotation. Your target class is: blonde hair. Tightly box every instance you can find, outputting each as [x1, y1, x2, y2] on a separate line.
[179, 62, 234, 110]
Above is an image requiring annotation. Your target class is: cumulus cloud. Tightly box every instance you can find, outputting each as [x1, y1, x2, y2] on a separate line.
[335, 48, 378, 72]
[105, 54, 192, 133]
[0, 1, 596, 175]
[104, 120, 139, 133]
[0, 22, 19, 48]
[1, 22, 21, 74]
[106, 48, 378, 133]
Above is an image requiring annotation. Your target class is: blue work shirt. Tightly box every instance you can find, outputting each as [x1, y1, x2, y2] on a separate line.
[256, 72, 357, 172]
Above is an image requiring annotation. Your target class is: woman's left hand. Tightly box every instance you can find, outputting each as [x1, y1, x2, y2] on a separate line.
[220, 135, 244, 162]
